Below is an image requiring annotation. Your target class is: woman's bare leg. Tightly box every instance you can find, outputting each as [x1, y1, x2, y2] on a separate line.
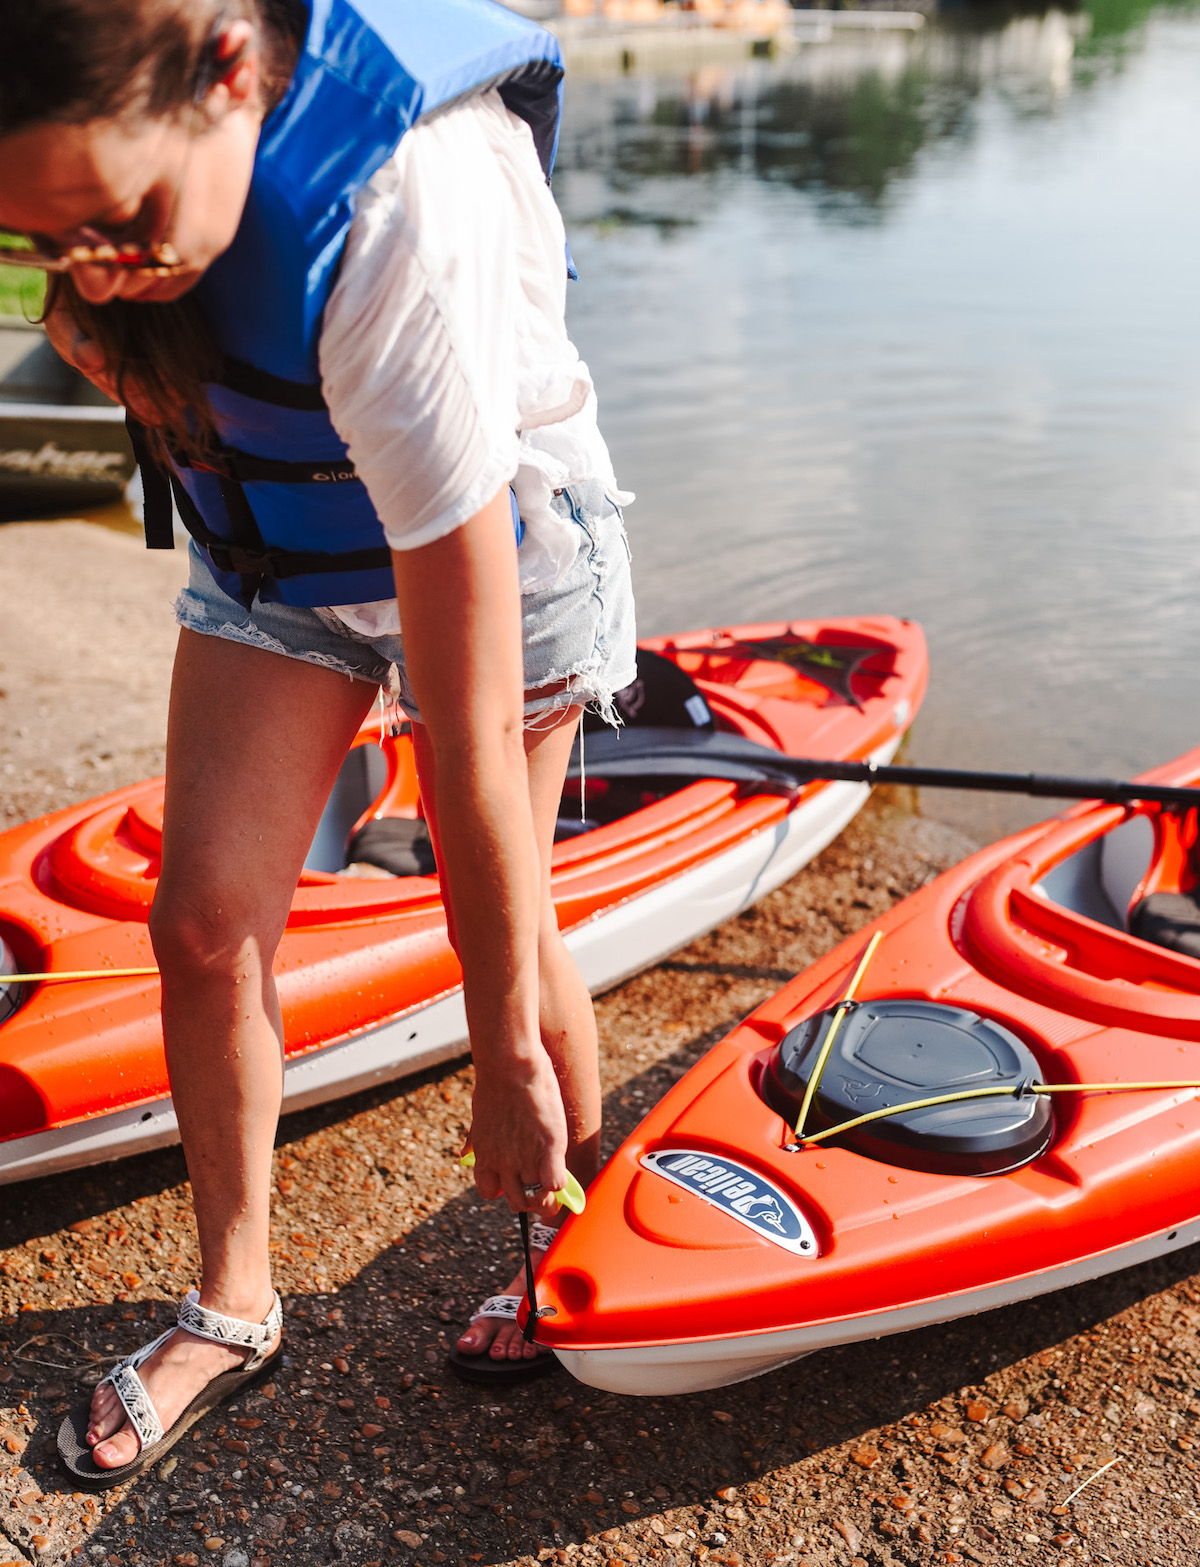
[413, 707, 603, 1363]
[88, 629, 376, 1467]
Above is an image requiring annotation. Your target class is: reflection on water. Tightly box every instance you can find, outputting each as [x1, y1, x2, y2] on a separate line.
[558, 0, 1200, 839]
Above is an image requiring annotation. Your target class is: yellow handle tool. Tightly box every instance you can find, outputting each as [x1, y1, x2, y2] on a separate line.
[459, 1150, 586, 1214]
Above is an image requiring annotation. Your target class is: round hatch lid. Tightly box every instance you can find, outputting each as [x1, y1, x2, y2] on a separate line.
[761, 998, 1053, 1176]
[1, 934, 25, 1026]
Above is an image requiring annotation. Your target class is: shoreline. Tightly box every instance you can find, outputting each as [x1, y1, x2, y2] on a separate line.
[2, 518, 1199, 1566]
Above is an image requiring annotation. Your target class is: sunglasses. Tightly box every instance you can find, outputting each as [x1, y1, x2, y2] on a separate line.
[0, 236, 188, 277]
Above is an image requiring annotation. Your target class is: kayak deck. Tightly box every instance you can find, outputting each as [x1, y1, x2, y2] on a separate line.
[535, 745, 1200, 1393]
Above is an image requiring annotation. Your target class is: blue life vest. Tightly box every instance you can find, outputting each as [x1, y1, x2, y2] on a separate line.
[141, 0, 564, 609]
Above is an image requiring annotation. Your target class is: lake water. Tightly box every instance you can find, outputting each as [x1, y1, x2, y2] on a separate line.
[556, 0, 1200, 840]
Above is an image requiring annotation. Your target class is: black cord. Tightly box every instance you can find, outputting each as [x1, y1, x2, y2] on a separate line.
[518, 1212, 557, 1344]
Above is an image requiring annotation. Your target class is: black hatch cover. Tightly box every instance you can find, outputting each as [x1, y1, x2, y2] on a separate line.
[761, 998, 1053, 1176]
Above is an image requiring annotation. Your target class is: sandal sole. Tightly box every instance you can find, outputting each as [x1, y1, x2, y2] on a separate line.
[444, 1343, 562, 1386]
[57, 1344, 283, 1491]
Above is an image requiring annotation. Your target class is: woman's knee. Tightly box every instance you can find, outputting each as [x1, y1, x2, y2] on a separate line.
[148, 881, 284, 983]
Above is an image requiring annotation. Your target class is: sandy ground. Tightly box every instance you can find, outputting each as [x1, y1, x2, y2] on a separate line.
[2, 521, 1200, 1567]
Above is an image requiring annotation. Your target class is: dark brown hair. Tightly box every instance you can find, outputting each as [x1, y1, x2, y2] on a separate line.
[0, 0, 306, 460]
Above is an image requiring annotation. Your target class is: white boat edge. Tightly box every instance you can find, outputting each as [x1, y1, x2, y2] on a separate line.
[551, 1216, 1200, 1395]
[0, 400, 127, 424]
[0, 739, 899, 1186]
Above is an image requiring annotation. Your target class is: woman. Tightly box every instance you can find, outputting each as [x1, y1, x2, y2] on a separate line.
[0, 0, 634, 1485]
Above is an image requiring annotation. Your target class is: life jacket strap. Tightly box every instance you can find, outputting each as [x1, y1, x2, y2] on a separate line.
[126, 414, 382, 608]
[177, 449, 362, 486]
[125, 415, 176, 551]
[220, 356, 330, 411]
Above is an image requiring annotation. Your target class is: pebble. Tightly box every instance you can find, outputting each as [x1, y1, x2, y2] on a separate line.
[965, 1401, 991, 1423]
[3, 800, 1193, 1567]
[980, 1444, 1009, 1470]
[833, 1520, 862, 1553]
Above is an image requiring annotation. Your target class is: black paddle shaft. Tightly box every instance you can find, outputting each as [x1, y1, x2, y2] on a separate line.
[566, 727, 1200, 810]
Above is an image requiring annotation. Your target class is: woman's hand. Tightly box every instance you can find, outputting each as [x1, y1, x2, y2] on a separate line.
[468, 1051, 569, 1217]
[43, 298, 163, 424]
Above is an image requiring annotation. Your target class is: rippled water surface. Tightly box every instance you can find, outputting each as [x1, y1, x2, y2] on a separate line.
[557, 0, 1200, 838]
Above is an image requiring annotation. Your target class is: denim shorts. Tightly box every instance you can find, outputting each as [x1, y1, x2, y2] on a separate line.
[174, 481, 638, 727]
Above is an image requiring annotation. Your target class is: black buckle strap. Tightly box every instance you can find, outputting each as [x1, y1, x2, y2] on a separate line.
[182, 449, 362, 486]
[203, 538, 392, 581]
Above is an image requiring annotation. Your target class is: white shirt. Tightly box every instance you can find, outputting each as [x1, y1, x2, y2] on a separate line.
[317, 89, 630, 634]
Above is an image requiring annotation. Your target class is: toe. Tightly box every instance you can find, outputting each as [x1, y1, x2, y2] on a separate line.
[88, 1385, 124, 1445]
[92, 1421, 140, 1470]
[457, 1319, 496, 1356]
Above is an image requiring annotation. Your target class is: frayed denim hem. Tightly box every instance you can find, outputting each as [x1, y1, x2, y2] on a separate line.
[522, 661, 639, 732]
[174, 590, 380, 686]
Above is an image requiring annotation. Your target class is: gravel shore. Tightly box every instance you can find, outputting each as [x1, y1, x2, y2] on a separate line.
[2, 521, 1200, 1567]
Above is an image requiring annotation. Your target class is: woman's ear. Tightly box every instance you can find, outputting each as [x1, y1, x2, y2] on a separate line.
[200, 20, 260, 119]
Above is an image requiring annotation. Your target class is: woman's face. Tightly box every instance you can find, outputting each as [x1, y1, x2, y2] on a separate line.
[0, 42, 263, 304]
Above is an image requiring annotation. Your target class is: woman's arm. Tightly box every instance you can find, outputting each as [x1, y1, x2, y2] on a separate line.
[390, 486, 569, 1213]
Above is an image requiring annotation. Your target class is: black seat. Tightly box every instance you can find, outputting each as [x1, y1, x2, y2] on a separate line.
[1129, 891, 1200, 960]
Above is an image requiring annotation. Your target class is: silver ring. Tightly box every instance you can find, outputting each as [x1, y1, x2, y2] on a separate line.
[522, 1183, 542, 1198]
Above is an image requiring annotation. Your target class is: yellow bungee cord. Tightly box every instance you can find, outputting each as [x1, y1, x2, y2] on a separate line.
[785, 930, 1200, 1151]
[1, 966, 159, 984]
[792, 929, 883, 1141]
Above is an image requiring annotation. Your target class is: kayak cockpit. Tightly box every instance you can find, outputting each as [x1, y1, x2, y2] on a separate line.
[959, 799, 1200, 1035]
[1033, 811, 1156, 932]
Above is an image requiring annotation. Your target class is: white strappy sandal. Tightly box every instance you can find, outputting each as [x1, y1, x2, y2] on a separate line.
[445, 1221, 563, 1385]
[57, 1290, 283, 1490]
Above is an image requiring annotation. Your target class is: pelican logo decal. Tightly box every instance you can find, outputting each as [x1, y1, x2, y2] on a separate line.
[640, 1150, 819, 1256]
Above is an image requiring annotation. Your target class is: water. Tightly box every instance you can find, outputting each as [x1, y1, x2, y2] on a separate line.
[556, 0, 1200, 840]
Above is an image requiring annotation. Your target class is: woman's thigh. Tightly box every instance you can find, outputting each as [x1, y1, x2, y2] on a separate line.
[154, 628, 378, 952]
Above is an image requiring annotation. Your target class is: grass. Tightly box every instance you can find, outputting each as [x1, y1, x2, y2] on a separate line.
[0, 263, 44, 320]
[0, 234, 45, 320]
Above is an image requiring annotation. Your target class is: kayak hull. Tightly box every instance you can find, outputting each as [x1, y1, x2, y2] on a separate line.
[0, 616, 927, 1185]
[552, 1217, 1200, 1396]
[535, 745, 1200, 1392]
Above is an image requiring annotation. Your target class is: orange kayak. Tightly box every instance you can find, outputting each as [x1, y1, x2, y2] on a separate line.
[0, 615, 926, 1184]
[536, 744, 1200, 1394]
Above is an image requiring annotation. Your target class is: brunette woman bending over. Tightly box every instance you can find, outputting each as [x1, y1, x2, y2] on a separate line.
[0, 0, 633, 1486]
